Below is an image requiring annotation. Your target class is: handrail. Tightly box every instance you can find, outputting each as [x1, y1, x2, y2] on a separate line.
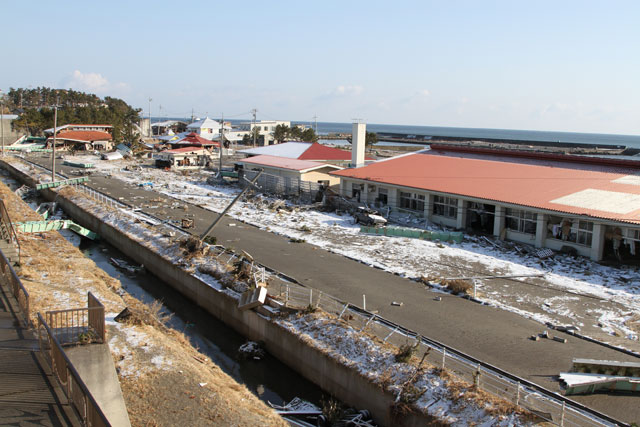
[45, 292, 105, 345]
[0, 248, 29, 326]
[0, 198, 20, 263]
[38, 312, 111, 427]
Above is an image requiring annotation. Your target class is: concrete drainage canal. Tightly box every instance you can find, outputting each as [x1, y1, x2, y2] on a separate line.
[1, 170, 372, 425]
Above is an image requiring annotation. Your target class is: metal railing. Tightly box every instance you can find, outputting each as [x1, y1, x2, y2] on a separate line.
[45, 292, 105, 345]
[0, 249, 29, 326]
[37, 312, 110, 427]
[0, 197, 20, 263]
[276, 282, 624, 427]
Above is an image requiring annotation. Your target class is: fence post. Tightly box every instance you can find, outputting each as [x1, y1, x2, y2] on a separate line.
[285, 285, 289, 306]
[515, 382, 520, 406]
[338, 303, 349, 319]
[442, 348, 446, 370]
[560, 401, 565, 426]
[474, 364, 481, 388]
[316, 291, 322, 309]
[309, 289, 313, 306]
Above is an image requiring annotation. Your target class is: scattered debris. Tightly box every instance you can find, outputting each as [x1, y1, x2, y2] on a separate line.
[434, 296, 442, 301]
[238, 286, 267, 311]
[535, 248, 554, 259]
[553, 336, 567, 344]
[181, 218, 194, 229]
[391, 301, 403, 306]
[238, 341, 265, 360]
[530, 335, 539, 341]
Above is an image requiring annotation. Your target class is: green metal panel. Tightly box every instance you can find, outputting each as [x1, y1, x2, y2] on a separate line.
[35, 177, 89, 190]
[16, 220, 99, 240]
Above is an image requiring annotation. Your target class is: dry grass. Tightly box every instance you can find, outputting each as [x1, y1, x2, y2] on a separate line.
[441, 279, 472, 296]
[625, 313, 640, 335]
[0, 176, 287, 427]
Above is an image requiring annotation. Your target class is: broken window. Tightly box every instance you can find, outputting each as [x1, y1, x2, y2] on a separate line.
[377, 188, 388, 205]
[576, 220, 593, 246]
[351, 183, 364, 201]
[433, 195, 457, 218]
[505, 208, 537, 234]
[400, 192, 425, 211]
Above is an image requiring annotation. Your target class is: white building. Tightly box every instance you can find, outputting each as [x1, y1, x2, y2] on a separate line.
[186, 117, 221, 140]
[235, 120, 291, 145]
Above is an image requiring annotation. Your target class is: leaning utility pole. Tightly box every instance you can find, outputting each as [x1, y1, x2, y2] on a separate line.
[251, 108, 257, 147]
[200, 169, 263, 241]
[51, 96, 59, 183]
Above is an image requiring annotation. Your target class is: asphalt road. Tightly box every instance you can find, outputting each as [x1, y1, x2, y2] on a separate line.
[30, 156, 640, 424]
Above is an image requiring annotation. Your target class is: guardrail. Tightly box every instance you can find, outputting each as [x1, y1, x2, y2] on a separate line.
[37, 312, 110, 426]
[0, 198, 21, 263]
[277, 282, 624, 427]
[0, 249, 29, 326]
[45, 292, 105, 345]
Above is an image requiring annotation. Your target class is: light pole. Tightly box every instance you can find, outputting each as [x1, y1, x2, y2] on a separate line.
[148, 97, 152, 137]
[0, 89, 4, 157]
[51, 97, 59, 183]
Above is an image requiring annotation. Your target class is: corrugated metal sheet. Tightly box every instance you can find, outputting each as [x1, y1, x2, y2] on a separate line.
[332, 149, 640, 223]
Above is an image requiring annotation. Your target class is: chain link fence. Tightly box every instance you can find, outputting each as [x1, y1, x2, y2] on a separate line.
[241, 169, 324, 202]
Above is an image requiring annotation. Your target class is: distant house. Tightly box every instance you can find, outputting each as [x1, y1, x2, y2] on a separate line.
[238, 141, 373, 167]
[186, 117, 221, 141]
[154, 147, 214, 170]
[233, 120, 291, 145]
[237, 155, 343, 186]
[44, 124, 113, 135]
[47, 130, 113, 151]
[151, 120, 187, 136]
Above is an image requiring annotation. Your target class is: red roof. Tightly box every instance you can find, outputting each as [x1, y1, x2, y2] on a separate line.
[54, 130, 112, 142]
[165, 147, 207, 154]
[241, 155, 341, 172]
[174, 132, 220, 147]
[332, 147, 640, 223]
[298, 143, 373, 161]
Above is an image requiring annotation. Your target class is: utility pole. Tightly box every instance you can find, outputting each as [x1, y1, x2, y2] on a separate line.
[191, 108, 194, 123]
[0, 89, 4, 157]
[251, 108, 257, 147]
[313, 114, 318, 136]
[148, 97, 152, 137]
[51, 96, 59, 183]
[218, 113, 224, 179]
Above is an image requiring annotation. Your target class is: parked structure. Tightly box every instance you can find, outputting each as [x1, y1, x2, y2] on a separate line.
[332, 144, 640, 262]
[154, 147, 214, 170]
[186, 117, 221, 140]
[239, 141, 371, 167]
[44, 124, 113, 135]
[237, 155, 342, 186]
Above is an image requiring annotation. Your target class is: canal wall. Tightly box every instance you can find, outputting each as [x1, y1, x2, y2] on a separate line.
[0, 160, 434, 427]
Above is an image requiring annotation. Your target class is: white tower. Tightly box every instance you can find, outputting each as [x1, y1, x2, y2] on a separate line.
[351, 121, 366, 167]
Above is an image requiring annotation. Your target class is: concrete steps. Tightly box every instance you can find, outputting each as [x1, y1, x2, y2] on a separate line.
[0, 240, 18, 265]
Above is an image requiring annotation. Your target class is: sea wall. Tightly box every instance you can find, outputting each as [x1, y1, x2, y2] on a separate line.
[0, 160, 433, 427]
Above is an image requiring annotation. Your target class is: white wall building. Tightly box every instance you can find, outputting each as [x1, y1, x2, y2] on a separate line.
[186, 117, 221, 141]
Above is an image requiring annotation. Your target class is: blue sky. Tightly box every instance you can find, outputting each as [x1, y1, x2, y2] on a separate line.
[2, 1, 639, 134]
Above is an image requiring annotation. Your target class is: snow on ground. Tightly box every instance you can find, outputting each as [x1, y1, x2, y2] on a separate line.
[54, 155, 640, 349]
[278, 312, 529, 426]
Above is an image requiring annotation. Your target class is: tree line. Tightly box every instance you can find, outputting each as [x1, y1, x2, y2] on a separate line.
[6, 87, 141, 143]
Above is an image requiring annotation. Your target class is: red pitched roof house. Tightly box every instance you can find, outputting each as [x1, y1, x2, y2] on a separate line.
[47, 130, 114, 151]
[332, 144, 640, 262]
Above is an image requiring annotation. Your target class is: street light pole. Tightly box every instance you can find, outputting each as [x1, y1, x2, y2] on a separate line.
[0, 90, 4, 157]
[148, 97, 152, 137]
[52, 98, 58, 183]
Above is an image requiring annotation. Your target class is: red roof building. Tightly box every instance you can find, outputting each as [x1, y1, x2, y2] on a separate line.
[332, 145, 640, 262]
[239, 142, 373, 166]
[47, 130, 113, 150]
[172, 132, 220, 148]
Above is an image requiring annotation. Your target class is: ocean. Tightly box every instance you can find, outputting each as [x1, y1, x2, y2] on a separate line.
[293, 121, 640, 149]
[152, 117, 640, 149]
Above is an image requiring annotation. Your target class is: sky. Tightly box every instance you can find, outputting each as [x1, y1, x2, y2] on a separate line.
[2, 0, 639, 135]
